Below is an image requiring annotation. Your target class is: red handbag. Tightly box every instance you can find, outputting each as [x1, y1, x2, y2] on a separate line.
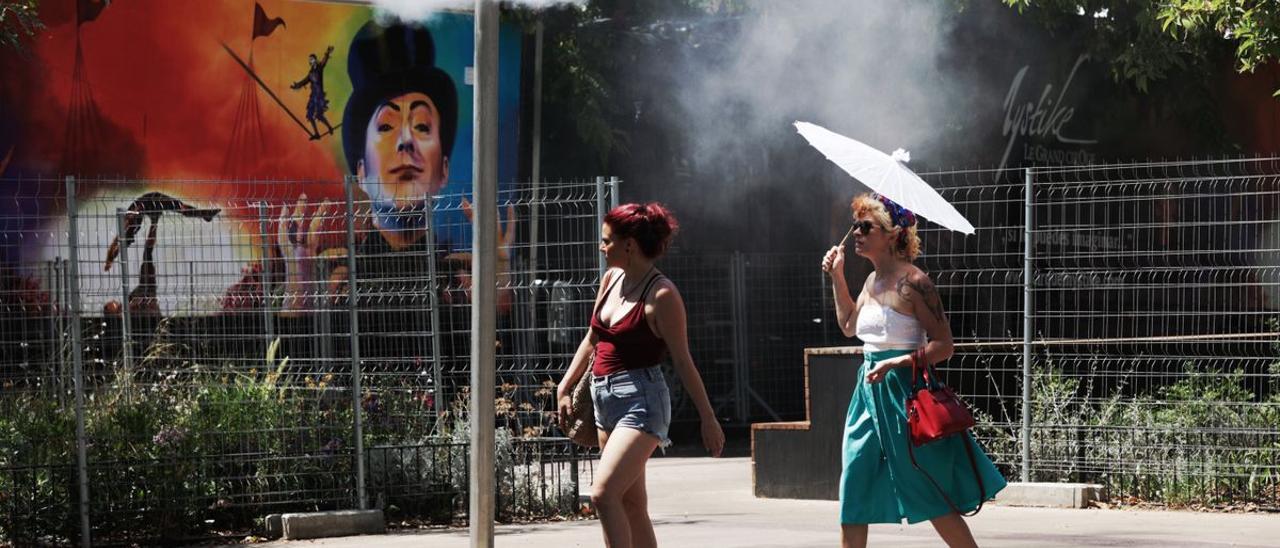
[904, 349, 986, 516]
[906, 349, 975, 446]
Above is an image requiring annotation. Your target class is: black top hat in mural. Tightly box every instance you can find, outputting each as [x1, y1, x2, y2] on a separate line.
[342, 21, 459, 174]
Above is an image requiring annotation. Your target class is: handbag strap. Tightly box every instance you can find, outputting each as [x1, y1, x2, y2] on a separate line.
[906, 348, 984, 515]
[907, 432, 986, 517]
[911, 348, 944, 393]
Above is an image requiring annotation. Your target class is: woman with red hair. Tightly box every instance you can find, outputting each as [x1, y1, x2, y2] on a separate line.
[557, 202, 724, 548]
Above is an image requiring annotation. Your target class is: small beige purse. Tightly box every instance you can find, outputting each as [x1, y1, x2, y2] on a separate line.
[564, 355, 599, 448]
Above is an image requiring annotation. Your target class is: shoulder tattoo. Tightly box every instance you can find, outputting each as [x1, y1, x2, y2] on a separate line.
[896, 274, 945, 322]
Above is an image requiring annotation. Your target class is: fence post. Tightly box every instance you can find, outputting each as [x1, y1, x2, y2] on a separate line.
[65, 176, 92, 548]
[525, 179, 541, 361]
[344, 176, 367, 510]
[818, 265, 830, 343]
[608, 176, 621, 210]
[528, 18, 545, 365]
[114, 209, 135, 377]
[424, 193, 445, 416]
[51, 259, 66, 406]
[258, 201, 275, 348]
[188, 260, 195, 312]
[729, 252, 749, 424]
[595, 177, 606, 277]
[568, 442, 579, 510]
[1021, 167, 1034, 483]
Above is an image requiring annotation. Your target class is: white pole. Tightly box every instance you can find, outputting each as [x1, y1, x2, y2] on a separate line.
[470, 1, 499, 546]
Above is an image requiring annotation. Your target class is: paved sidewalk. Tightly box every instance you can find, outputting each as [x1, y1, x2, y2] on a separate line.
[257, 457, 1280, 547]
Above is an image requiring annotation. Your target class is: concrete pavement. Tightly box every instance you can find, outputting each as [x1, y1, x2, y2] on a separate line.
[254, 456, 1280, 547]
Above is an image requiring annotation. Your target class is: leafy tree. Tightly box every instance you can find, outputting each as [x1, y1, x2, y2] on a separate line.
[0, 0, 43, 55]
[507, 0, 746, 176]
[1004, 1, 1280, 94]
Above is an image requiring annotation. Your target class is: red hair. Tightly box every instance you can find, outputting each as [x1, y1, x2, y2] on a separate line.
[604, 202, 679, 259]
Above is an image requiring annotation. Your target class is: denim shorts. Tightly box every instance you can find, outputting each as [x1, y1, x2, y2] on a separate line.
[591, 365, 672, 449]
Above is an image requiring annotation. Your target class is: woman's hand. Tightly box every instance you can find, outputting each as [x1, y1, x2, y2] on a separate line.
[701, 415, 725, 457]
[821, 245, 845, 277]
[865, 354, 912, 384]
[556, 392, 573, 431]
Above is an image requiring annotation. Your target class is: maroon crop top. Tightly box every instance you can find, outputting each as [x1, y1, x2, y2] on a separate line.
[590, 272, 668, 376]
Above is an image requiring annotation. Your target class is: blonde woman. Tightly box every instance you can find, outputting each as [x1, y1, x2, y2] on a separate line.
[821, 193, 1005, 548]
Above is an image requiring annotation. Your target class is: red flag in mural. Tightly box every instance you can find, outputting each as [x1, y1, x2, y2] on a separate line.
[77, 0, 109, 25]
[252, 2, 286, 40]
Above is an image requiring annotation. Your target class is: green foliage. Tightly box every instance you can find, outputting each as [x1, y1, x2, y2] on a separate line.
[0, 0, 43, 55]
[1, 338, 581, 544]
[1156, 0, 1280, 76]
[0, 395, 78, 542]
[505, 0, 748, 176]
[1004, 1, 1280, 94]
[1021, 357, 1280, 506]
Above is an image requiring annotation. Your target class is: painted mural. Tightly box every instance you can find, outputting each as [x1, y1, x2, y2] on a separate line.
[0, 0, 524, 320]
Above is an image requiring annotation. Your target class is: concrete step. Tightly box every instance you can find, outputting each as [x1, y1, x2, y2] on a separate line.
[993, 482, 1106, 509]
[265, 509, 385, 541]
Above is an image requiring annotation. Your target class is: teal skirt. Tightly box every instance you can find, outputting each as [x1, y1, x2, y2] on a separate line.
[839, 349, 1007, 524]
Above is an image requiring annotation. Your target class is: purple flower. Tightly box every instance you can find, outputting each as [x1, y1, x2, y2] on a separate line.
[153, 425, 189, 447]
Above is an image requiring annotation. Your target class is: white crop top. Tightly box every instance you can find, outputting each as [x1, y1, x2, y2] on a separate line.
[854, 298, 927, 352]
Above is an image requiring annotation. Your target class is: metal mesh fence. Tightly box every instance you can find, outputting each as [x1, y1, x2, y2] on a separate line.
[1020, 159, 1280, 504]
[917, 168, 1033, 477]
[3, 157, 1280, 544]
[0, 176, 610, 545]
[665, 159, 1279, 507]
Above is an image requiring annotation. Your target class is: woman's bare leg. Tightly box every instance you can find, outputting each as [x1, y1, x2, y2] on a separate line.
[621, 466, 656, 548]
[929, 512, 978, 548]
[592, 427, 659, 548]
[840, 524, 868, 548]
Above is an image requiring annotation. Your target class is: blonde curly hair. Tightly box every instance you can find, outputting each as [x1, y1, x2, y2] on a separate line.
[850, 193, 921, 261]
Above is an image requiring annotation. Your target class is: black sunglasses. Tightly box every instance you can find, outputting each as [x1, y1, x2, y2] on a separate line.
[851, 220, 879, 235]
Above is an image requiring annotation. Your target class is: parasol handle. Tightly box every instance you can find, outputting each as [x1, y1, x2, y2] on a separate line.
[837, 224, 855, 247]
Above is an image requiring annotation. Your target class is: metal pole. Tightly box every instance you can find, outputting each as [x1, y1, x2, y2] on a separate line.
[594, 176, 606, 277]
[530, 18, 544, 187]
[115, 209, 134, 376]
[729, 252, 747, 423]
[188, 260, 195, 311]
[608, 176, 621, 210]
[528, 18, 544, 362]
[471, 1, 499, 545]
[50, 260, 65, 404]
[1021, 167, 1034, 482]
[66, 177, 92, 548]
[62, 259, 72, 406]
[739, 254, 752, 423]
[258, 202, 275, 347]
[569, 442, 580, 510]
[526, 183, 541, 361]
[344, 176, 367, 510]
[424, 194, 446, 417]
